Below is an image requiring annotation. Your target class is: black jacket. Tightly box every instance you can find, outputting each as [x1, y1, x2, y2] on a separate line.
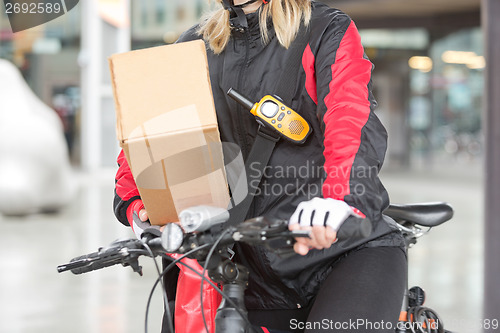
[114, 1, 404, 310]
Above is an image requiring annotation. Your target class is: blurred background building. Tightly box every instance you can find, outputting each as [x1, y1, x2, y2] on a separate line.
[0, 1, 495, 333]
[0, 0, 483, 172]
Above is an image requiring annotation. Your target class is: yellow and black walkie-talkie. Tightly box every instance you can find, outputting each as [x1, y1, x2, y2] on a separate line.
[227, 88, 311, 144]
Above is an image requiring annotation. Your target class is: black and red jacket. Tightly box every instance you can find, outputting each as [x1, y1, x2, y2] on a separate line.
[114, 1, 404, 310]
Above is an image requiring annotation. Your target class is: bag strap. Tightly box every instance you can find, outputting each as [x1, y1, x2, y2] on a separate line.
[225, 126, 280, 227]
[224, 25, 311, 228]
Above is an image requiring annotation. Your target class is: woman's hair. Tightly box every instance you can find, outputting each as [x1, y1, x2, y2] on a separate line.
[199, 0, 312, 54]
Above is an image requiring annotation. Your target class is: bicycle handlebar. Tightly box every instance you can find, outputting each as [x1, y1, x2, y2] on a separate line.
[57, 216, 372, 275]
[57, 238, 147, 275]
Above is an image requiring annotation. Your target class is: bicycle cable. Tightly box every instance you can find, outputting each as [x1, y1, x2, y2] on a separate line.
[200, 229, 230, 333]
[141, 241, 174, 333]
[176, 261, 253, 332]
[200, 228, 259, 333]
[144, 234, 255, 333]
[145, 243, 253, 333]
[144, 243, 211, 333]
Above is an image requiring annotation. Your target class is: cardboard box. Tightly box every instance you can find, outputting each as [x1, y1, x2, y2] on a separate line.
[109, 40, 230, 225]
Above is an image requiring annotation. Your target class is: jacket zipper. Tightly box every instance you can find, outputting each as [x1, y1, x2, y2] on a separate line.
[235, 29, 251, 160]
[236, 28, 302, 308]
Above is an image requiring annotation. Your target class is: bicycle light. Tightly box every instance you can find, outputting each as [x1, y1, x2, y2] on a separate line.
[161, 223, 184, 252]
[179, 206, 230, 233]
[227, 88, 311, 144]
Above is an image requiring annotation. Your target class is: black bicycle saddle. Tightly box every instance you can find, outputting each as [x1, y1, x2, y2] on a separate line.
[384, 202, 454, 227]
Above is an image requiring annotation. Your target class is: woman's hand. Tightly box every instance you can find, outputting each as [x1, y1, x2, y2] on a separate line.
[138, 208, 149, 222]
[289, 224, 337, 255]
[137, 208, 173, 232]
[288, 197, 358, 256]
[130, 206, 154, 239]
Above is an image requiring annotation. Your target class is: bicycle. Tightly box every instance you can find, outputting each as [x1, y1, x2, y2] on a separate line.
[57, 201, 454, 333]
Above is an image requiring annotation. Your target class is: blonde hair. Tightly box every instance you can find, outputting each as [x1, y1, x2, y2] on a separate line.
[199, 0, 312, 54]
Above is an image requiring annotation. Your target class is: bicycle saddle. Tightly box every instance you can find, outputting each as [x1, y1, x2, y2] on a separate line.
[384, 202, 454, 227]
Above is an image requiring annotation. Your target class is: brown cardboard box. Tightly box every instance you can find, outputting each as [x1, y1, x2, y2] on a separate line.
[109, 40, 230, 225]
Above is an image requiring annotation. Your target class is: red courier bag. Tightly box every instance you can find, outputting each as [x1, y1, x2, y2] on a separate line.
[169, 254, 222, 333]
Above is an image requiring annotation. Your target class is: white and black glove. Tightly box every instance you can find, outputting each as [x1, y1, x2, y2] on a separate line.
[289, 197, 360, 231]
[289, 197, 363, 255]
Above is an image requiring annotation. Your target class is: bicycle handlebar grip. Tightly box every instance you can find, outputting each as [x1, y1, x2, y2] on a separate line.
[68, 252, 121, 275]
[57, 252, 98, 273]
[336, 217, 372, 241]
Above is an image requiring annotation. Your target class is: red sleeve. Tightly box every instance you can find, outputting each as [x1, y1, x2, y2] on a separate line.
[321, 21, 372, 200]
[315, 19, 389, 221]
[114, 150, 142, 226]
[115, 150, 140, 201]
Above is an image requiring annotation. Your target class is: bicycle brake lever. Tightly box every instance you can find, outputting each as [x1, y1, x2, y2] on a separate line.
[125, 256, 143, 276]
[259, 230, 310, 255]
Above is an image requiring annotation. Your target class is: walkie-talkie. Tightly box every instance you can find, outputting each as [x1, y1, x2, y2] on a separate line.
[227, 88, 311, 144]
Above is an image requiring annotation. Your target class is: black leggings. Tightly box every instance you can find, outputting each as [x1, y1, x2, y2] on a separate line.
[248, 246, 407, 333]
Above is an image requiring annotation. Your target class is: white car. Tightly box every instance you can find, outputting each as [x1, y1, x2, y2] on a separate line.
[0, 59, 76, 216]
